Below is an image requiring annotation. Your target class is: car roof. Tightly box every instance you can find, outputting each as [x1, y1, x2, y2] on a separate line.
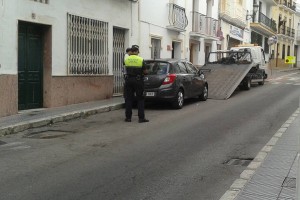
[144, 58, 188, 64]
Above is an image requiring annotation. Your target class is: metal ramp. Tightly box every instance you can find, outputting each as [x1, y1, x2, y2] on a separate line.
[200, 64, 253, 100]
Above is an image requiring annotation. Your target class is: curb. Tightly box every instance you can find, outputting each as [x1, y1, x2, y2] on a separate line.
[0, 103, 124, 137]
[219, 107, 300, 200]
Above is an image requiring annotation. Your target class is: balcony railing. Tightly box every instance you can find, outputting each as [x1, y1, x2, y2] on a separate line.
[167, 3, 188, 31]
[192, 12, 218, 37]
[279, 25, 295, 37]
[275, 0, 296, 10]
[258, 12, 277, 32]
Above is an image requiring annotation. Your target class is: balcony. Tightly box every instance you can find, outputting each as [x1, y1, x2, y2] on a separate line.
[166, 3, 188, 32]
[276, 0, 296, 11]
[219, 1, 247, 29]
[250, 12, 277, 36]
[278, 26, 295, 37]
[190, 12, 218, 40]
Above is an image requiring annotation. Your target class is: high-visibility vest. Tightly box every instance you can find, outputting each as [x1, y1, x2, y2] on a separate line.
[124, 55, 144, 76]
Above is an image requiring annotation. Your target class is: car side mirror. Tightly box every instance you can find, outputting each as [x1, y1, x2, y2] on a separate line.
[198, 70, 205, 79]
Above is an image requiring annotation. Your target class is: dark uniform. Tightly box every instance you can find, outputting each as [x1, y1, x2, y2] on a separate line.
[124, 46, 149, 123]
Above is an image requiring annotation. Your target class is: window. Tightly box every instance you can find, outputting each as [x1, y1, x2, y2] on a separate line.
[251, 31, 262, 46]
[282, 44, 285, 59]
[151, 38, 161, 59]
[144, 62, 169, 75]
[177, 62, 188, 74]
[185, 63, 197, 74]
[67, 14, 109, 75]
[264, 37, 269, 53]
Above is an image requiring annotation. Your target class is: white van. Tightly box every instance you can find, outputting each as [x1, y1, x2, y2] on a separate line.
[230, 45, 267, 69]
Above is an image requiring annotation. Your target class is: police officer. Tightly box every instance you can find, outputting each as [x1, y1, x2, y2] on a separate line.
[124, 45, 149, 123]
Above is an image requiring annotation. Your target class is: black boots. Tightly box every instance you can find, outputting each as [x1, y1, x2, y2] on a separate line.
[139, 118, 149, 123]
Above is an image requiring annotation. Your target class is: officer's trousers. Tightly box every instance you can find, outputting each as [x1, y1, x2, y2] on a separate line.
[124, 77, 145, 120]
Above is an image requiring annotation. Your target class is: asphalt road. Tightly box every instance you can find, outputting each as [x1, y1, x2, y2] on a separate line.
[0, 71, 299, 200]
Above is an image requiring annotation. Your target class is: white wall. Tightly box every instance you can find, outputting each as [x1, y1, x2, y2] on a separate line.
[0, 0, 133, 76]
[139, 0, 186, 59]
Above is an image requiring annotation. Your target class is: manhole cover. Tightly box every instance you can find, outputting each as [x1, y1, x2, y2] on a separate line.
[25, 130, 73, 139]
[223, 158, 253, 166]
[282, 177, 296, 188]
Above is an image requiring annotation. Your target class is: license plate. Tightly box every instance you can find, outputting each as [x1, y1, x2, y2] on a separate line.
[146, 92, 155, 97]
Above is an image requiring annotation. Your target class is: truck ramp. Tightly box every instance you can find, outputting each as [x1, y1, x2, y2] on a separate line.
[200, 63, 252, 100]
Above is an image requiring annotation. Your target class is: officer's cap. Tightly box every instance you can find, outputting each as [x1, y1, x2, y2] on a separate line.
[131, 45, 139, 52]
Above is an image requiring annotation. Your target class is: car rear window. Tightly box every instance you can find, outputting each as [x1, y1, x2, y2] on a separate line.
[145, 62, 169, 75]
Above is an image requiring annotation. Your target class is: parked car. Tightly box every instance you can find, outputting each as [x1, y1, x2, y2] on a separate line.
[143, 58, 208, 109]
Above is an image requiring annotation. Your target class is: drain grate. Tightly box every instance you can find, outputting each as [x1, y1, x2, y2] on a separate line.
[282, 177, 296, 188]
[223, 158, 253, 167]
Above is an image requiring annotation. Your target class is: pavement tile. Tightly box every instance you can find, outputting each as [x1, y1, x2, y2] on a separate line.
[248, 173, 286, 188]
[288, 159, 298, 178]
[260, 155, 296, 170]
[278, 187, 296, 200]
[255, 166, 289, 178]
[236, 181, 281, 200]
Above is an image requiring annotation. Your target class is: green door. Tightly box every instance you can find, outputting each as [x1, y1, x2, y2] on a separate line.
[18, 22, 43, 110]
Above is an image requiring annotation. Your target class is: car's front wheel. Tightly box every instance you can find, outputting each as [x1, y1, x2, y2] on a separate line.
[172, 89, 184, 109]
[199, 85, 208, 101]
[243, 77, 251, 90]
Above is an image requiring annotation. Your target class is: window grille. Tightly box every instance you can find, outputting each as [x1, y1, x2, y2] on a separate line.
[31, 0, 49, 4]
[67, 14, 109, 75]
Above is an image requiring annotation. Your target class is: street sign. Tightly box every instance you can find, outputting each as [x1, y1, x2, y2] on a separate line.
[285, 56, 296, 64]
[268, 35, 278, 45]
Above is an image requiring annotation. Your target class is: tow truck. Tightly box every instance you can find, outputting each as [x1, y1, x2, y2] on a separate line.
[200, 45, 267, 100]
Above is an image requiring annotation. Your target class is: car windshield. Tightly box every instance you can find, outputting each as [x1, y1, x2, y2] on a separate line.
[145, 61, 169, 75]
[207, 50, 252, 65]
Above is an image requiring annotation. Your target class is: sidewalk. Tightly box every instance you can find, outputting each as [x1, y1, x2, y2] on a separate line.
[0, 97, 125, 137]
[220, 107, 300, 200]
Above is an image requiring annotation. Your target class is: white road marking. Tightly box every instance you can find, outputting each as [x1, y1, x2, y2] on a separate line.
[0, 142, 31, 151]
[0, 142, 24, 148]
[10, 145, 31, 150]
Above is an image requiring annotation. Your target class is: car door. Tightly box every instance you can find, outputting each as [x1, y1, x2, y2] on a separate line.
[176, 61, 191, 97]
[184, 62, 204, 97]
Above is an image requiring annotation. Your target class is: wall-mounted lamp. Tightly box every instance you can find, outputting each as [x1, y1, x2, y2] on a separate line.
[246, 3, 259, 20]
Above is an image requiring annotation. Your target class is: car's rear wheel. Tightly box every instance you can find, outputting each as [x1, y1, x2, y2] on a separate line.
[258, 79, 264, 85]
[258, 75, 265, 85]
[199, 85, 208, 101]
[172, 89, 184, 109]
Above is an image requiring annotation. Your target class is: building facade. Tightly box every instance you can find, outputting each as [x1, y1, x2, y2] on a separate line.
[138, 0, 220, 67]
[272, 0, 297, 67]
[246, 0, 277, 61]
[219, 0, 248, 50]
[0, 0, 137, 117]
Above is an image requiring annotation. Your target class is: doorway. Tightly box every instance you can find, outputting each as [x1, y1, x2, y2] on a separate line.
[172, 41, 181, 59]
[18, 22, 44, 110]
